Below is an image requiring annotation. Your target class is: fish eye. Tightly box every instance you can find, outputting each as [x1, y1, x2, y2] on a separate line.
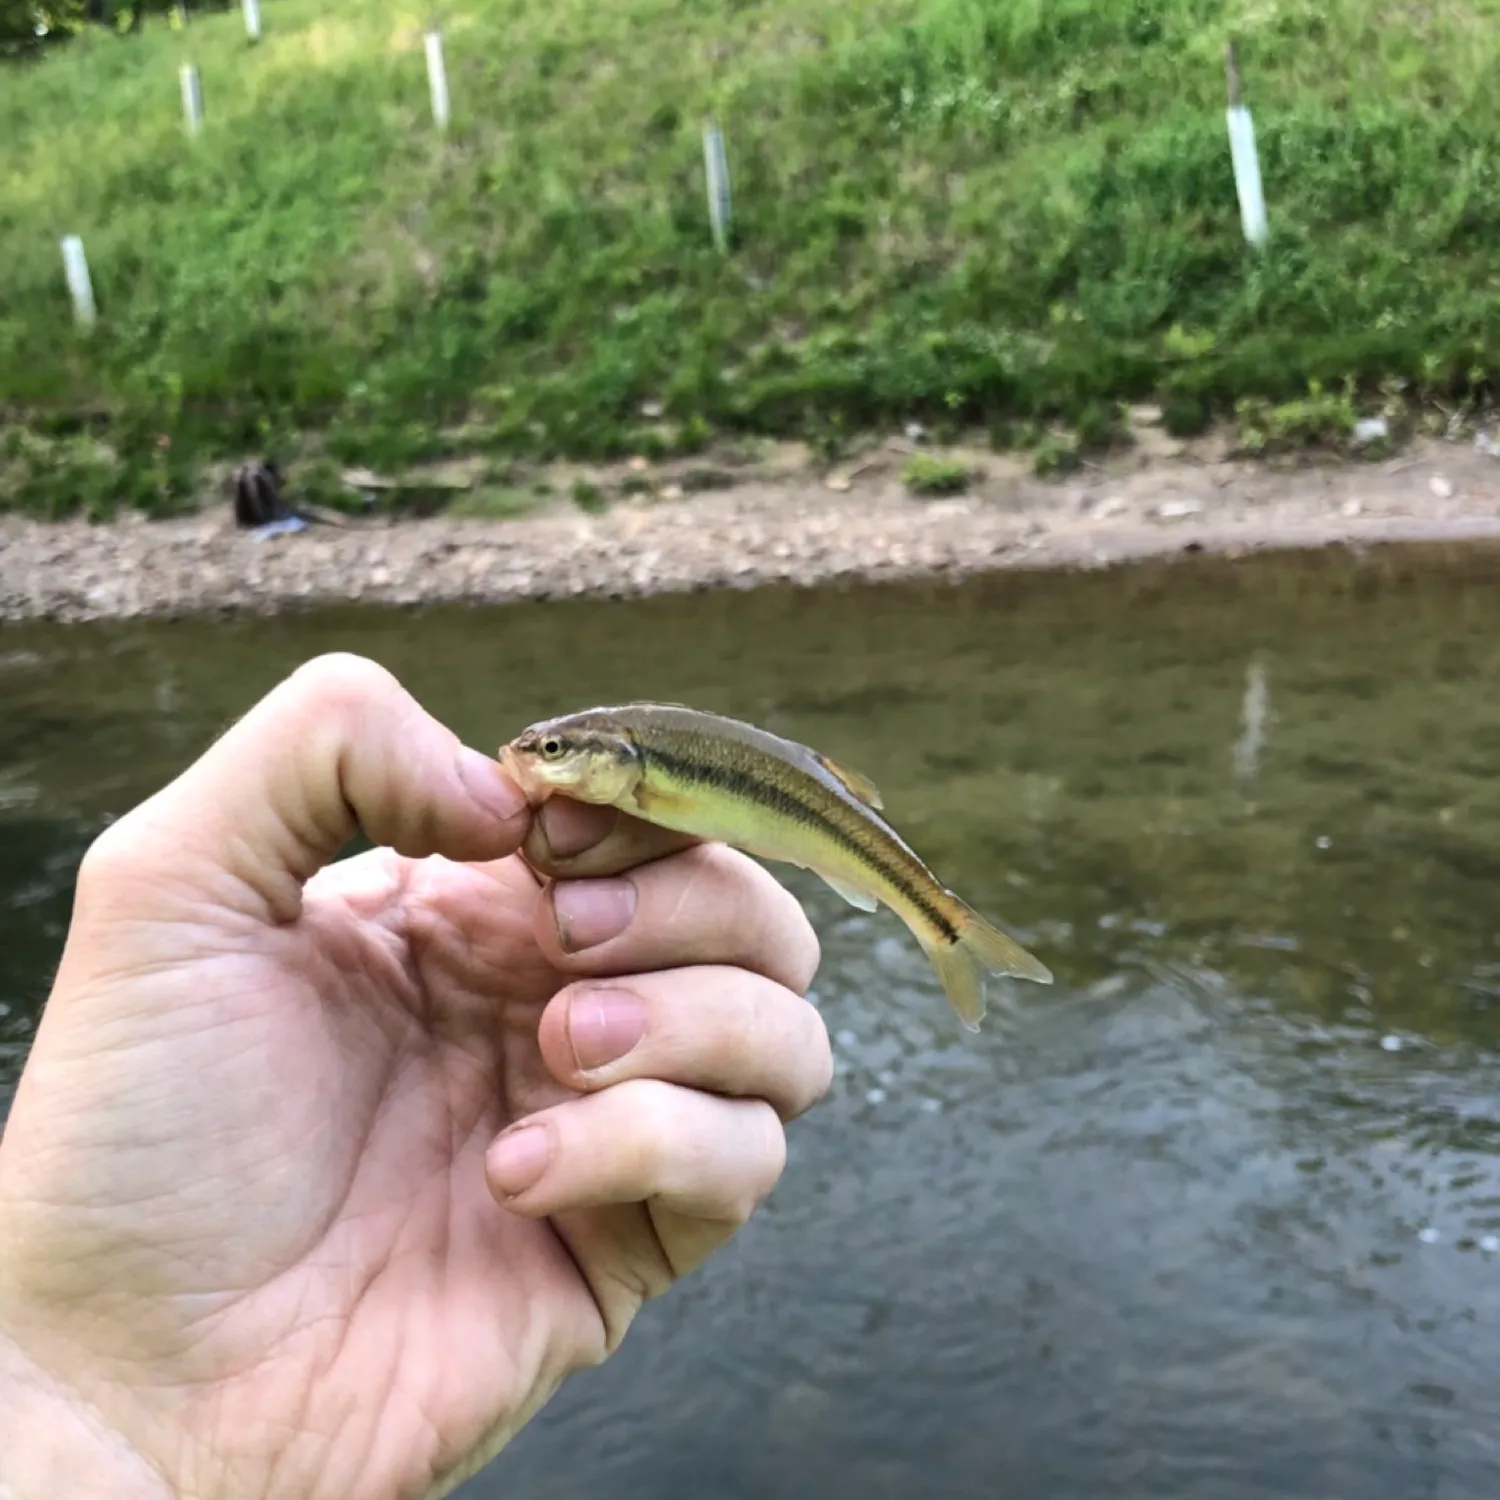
[541, 737, 563, 759]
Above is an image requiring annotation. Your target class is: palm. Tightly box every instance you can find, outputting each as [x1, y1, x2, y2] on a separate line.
[180, 849, 616, 1492]
[10, 850, 612, 1498]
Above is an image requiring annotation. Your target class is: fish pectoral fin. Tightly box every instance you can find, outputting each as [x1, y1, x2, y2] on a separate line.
[812, 752, 885, 810]
[630, 780, 696, 819]
[816, 871, 880, 912]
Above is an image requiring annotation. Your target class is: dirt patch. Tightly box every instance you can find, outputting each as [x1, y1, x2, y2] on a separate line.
[3, 434, 1500, 624]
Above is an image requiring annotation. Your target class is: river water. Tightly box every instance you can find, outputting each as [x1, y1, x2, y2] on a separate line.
[3, 546, 1500, 1497]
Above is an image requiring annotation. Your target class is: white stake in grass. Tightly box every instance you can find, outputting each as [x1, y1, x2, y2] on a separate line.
[60, 235, 97, 329]
[702, 120, 732, 252]
[242, 0, 261, 41]
[180, 63, 204, 137]
[1225, 43, 1267, 248]
[425, 30, 451, 129]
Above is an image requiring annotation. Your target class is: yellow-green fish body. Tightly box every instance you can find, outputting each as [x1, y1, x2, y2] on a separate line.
[500, 703, 1052, 1030]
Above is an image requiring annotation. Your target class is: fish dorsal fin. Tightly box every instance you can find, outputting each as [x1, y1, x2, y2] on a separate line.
[812, 752, 884, 809]
[817, 871, 880, 912]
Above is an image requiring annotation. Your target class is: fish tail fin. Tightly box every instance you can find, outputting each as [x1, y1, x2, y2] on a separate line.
[925, 903, 1053, 1033]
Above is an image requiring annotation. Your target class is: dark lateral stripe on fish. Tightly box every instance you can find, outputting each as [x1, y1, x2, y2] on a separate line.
[639, 743, 961, 944]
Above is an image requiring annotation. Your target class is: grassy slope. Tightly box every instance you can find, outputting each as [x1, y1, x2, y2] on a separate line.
[3, 0, 1500, 514]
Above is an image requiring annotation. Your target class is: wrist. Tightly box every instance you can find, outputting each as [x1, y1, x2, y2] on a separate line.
[0, 1329, 171, 1500]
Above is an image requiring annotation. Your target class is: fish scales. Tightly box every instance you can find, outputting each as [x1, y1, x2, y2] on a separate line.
[631, 726, 963, 944]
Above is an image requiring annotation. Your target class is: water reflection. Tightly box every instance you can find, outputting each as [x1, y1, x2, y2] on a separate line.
[3, 545, 1500, 1496]
[1233, 656, 1271, 782]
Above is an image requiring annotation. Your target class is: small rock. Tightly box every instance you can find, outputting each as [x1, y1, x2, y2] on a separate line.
[1430, 475, 1455, 499]
[903, 422, 927, 442]
[1475, 433, 1500, 459]
[640, 400, 664, 419]
[1418, 1226, 1441, 1245]
[1351, 417, 1388, 447]
[1154, 499, 1203, 521]
[370, 566, 391, 587]
[1129, 404, 1163, 427]
[660, 484, 683, 501]
[1480, 1235, 1500, 1254]
[1091, 496, 1128, 520]
[824, 473, 852, 493]
[1380, 1035, 1403, 1053]
[627, 456, 649, 473]
[1341, 498, 1363, 517]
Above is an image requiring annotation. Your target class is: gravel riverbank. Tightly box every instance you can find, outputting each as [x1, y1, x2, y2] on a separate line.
[4, 437, 1500, 624]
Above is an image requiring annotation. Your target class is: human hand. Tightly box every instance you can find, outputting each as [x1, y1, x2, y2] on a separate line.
[0, 654, 831, 1500]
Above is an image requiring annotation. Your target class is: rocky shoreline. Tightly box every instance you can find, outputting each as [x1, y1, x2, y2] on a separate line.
[4, 436, 1500, 624]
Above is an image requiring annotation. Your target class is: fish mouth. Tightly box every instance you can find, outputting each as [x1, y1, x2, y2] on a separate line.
[498, 743, 554, 804]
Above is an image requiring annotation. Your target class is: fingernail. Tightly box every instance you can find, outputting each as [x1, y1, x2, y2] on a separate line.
[538, 798, 616, 858]
[488, 1123, 552, 1199]
[568, 988, 648, 1073]
[459, 748, 529, 823]
[553, 877, 637, 952]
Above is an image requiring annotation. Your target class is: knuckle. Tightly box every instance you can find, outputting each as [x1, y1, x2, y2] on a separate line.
[749, 863, 821, 992]
[284, 652, 404, 719]
[786, 920, 822, 995]
[718, 972, 773, 1074]
[798, 1004, 835, 1109]
[74, 815, 141, 896]
[735, 1103, 788, 1218]
[676, 843, 822, 992]
[620, 1078, 692, 1173]
[728, 978, 832, 1118]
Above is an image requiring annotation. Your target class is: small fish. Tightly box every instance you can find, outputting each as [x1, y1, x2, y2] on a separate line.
[499, 703, 1052, 1031]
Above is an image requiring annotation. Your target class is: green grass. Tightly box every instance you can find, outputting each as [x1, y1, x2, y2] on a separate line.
[901, 453, 971, 495]
[4, 0, 1500, 514]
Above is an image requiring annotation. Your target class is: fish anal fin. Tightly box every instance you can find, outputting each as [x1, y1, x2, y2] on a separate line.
[927, 940, 987, 1032]
[816, 870, 880, 912]
[924, 903, 1053, 1032]
[813, 752, 884, 810]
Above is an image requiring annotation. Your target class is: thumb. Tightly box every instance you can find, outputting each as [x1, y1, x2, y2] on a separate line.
[74, 653, 531, 925]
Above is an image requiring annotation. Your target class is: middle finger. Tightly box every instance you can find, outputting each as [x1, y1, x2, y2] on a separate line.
[533, 840, 821, 996]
